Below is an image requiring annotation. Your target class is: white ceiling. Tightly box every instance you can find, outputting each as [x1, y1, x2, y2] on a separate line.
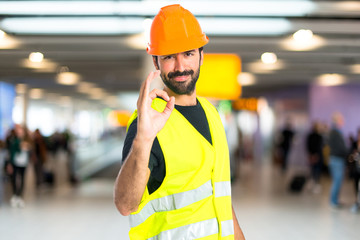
[0, 0, 359, 105]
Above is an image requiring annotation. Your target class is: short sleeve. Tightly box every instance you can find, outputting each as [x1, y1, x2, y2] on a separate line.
[121, 117, 165, 194]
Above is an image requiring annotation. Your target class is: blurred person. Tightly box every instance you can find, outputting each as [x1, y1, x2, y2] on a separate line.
[348, 129, 360, 213]
[114, 4, 245, 239]
[306, 121, 324, 193]
[7, 125, 32, 208]
[49, 130, 62, 156]
[320, 122, 331, 173]
[328, 112, 348, 208]
[33, 128, 47, 188]
[279, 117, 295, 172]
[62, 129, 78, 185]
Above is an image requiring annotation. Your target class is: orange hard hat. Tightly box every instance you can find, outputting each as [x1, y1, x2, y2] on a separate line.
[147, 4, 209, 56]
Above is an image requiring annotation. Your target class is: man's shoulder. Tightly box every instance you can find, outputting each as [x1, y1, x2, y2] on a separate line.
[197, 97, 217, 113]
[126, 110, 138, 132]
[127, 117, 137, 131]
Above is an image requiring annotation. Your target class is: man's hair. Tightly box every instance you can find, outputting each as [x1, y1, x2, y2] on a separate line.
[153, 47, 204, 70]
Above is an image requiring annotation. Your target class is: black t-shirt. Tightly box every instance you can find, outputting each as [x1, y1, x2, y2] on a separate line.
[122, 99, 212, 194]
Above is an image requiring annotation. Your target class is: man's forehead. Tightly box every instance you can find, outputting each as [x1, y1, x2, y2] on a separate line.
[160, 49, 198, 57]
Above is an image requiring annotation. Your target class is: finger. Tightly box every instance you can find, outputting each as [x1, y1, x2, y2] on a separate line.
[161, 96, 175, 117]
[138, 70, 160, 108]
[139, 72, 152, 100]
[141, 70, 160, 97]
[149, 89, 170, 101]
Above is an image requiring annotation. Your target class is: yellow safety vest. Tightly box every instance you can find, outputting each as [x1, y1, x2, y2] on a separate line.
[127, 97, 234, 239]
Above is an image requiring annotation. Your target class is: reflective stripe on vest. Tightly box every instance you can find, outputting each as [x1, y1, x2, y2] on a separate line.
[130, 180, 213, 228]
[148, 218, 219, 240]
[221, 219, 235, 237]
[129, 180, 232, 228]
[215, 181, 232, 198]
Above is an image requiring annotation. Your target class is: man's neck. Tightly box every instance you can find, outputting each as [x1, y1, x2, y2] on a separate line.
[175, 95, 197, 106]
[165, 88, 197, 106]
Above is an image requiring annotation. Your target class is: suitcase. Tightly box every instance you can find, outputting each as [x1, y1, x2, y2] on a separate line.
[43, 171, 55, 186]
[289, 175, 306, 193]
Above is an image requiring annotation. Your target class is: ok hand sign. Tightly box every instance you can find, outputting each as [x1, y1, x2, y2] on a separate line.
[136, 70, 175, 142]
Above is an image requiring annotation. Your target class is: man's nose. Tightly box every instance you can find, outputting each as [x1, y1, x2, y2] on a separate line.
[174, 54, 185, 72]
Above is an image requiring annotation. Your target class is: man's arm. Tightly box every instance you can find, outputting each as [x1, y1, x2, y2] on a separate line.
[114, 135, 152, 215]
[113, 71, 174, 216]
[233, 206, 246, 240]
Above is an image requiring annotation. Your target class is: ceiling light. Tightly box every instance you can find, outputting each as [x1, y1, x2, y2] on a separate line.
[126, 17, 291, 50]
[0, 33, 20, 49]
[293, 29, 313, 42]
[88, 87, 106, 99]
[199, 18, 291, 36]
[281, 34, 325, 51]
[238, 72, 256, 86]
[0, 16, 291, 36]
[350, 64, 360, 74]
[16, 84, 27, 94]
[261, 52, 277, 64]
[1, 17, 144, 35]
[0, 1, 315, 17]
[336, 2, 360, 12]
[29, 52, 44, 63]
[247, 60, 285, 73]
[21, 59, 58, 72]
[89, 87, 105, 95]
[316, 74, 346, 86]
[0, 1, 116, 15]
[29, 88, 44, 99]
[77, 82, 96, 93]
[0, 29, 5, 39]
[56, 72, 81, 85]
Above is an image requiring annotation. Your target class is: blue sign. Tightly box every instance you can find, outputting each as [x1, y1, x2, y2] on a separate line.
[0, 82, 16, 139]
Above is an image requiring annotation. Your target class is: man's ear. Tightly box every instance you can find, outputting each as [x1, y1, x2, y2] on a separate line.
[152, 56, 159, 70]
[199, 49, 204, 66]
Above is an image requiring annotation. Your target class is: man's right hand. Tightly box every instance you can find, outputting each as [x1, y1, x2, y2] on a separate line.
[114, 70, 174, 216]
[136, 70, 175, 142]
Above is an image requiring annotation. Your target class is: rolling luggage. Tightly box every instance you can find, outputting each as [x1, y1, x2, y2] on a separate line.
[289, 175, 306, 193]
[43, 171, 55, 186]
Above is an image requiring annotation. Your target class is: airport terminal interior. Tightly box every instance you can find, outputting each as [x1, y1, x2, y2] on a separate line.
[0, 152, 359, 240]
[1, 1, 360, 239]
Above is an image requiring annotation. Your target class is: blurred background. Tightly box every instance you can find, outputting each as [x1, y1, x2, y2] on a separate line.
[0, 1, 359, 239]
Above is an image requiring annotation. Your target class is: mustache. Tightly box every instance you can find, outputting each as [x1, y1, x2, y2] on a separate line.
[167, 70, 194, 79]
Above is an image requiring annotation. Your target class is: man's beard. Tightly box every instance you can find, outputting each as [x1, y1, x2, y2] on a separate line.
[161, 67, 200, 95]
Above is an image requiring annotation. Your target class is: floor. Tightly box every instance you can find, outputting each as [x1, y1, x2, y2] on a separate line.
[1, 157, 359, 240]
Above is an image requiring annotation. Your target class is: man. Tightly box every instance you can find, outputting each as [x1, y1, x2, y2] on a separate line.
[279, 117, 294, 172]
[306, 121, 324, 193]
[114, 4, 245, 239]
[328, 112, 348, 208]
